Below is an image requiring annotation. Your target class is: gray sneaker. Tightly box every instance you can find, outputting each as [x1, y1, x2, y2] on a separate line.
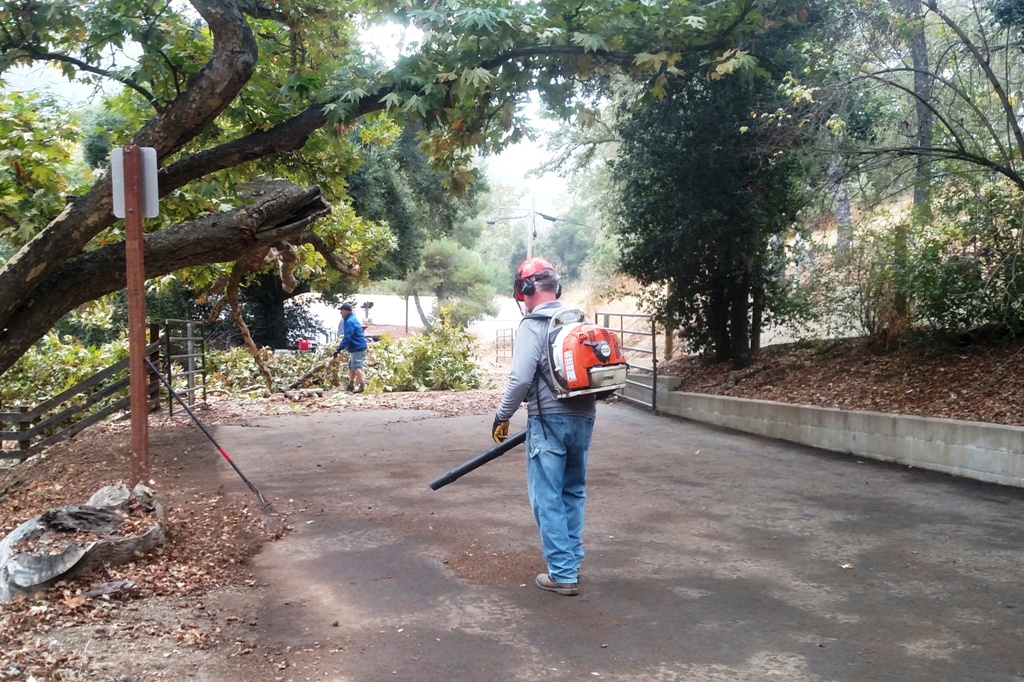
[535, 573, 578, 596]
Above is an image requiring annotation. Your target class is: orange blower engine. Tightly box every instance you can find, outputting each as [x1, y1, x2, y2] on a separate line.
[536, 309, 628, 399]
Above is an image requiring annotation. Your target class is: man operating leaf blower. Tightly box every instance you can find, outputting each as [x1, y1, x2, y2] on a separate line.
[492, 257, 600, 597]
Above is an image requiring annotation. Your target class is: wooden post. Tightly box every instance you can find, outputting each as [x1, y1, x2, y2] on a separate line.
[18, 405, 31, 453]
[124, 145, 149, 485]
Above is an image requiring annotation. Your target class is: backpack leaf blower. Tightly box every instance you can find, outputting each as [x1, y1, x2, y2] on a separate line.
[428, 430, 526, 490]
[527, 308, 628, 400]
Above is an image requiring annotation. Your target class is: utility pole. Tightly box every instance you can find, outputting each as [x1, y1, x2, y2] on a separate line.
[528, 194, 536, 260]
[486, 208, 596, 262]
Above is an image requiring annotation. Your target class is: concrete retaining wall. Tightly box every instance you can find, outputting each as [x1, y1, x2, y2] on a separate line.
[624, 375, 1024, 488]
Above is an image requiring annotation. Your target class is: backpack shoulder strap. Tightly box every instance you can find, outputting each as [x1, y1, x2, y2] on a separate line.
[519, 311, 559, 399]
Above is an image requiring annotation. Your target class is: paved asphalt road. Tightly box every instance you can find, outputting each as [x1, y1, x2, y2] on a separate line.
[213, 402, 1024, 681]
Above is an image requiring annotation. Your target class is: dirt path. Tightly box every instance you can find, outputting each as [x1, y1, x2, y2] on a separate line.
[197, 402, 1024, 681]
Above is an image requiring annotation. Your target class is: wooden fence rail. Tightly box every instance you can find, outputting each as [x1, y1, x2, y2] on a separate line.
[0, 333, 161, 462]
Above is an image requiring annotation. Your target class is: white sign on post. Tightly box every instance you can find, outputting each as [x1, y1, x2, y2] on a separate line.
[111, 147, 160, 218]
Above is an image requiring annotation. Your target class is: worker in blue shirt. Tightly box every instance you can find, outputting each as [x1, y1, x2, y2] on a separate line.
[332, 303, 368, 392]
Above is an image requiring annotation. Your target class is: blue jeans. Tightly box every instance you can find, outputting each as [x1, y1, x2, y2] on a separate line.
[526, 414, 595, 584]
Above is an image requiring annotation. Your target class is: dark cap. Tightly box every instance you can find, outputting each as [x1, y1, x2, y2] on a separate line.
[340, 303, 353, 312]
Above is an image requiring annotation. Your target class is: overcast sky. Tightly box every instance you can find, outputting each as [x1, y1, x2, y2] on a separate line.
[6, 63, 105, 108]
[482, 126, 570, 217]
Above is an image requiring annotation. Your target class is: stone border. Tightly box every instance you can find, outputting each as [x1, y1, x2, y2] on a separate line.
[624, 376, 1024, 488]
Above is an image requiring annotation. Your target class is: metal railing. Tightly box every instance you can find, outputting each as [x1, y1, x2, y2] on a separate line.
[164, 319, 206, 416]
[595, 311, 658, 411]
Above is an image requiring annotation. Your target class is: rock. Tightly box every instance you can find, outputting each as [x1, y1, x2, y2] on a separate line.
[87, 484, 132, 510]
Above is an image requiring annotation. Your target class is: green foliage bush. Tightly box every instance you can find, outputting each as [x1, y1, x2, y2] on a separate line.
[908, 183, 1024, 336]
[792, 180, 1024, 345]
[789, 220, 914, 349]
[0, 333, 128, 405]
[0, 313, 486, 406]
[204, 313, 485, 395]
[368, 312, 486, 392]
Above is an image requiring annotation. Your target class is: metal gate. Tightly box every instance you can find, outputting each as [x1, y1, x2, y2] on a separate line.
[595, 311, 658, 410]
[495, 328, 515, 363]
[164, 319, 206, 415]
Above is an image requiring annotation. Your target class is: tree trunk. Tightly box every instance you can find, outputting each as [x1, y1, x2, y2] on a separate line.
[709, 271, 731, 363]
[412, 290, 433, 332]
[664, 279, 676, 361]
[828, 156, 854, 255]
[729, 266, 752, 370]
[750, 280, 763, 353]
[896, 0, 932, 319]
[245, 272, 305, 350]
[909, 3, 933, 217]
[0, 181, 329, 374]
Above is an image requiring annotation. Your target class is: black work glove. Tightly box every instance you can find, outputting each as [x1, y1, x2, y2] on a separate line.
[332, 349, 341, 359]
[492, 416, 510, 444]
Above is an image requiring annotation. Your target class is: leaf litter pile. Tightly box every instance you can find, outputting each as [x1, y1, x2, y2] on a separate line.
[661, 336, 1024, 426]
[0, 418, 288, 680]
[0, 386, 501, 680]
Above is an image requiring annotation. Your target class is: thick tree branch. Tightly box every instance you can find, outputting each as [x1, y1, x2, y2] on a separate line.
[0, 181, 329, 375]
[0, 0, 258, 334]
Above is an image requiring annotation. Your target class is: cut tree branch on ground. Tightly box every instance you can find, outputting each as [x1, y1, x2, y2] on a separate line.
[282, 357, 337, 392]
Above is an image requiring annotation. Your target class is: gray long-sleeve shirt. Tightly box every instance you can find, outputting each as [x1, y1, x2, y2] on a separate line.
[495, 301, 597, 421]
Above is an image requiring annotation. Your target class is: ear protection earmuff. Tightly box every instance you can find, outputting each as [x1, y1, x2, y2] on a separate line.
[518, 275, 536, 298]
[514, 257, 561, 301]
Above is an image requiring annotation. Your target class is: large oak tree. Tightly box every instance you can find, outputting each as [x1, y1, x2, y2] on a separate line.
[0, 0, 795, 375]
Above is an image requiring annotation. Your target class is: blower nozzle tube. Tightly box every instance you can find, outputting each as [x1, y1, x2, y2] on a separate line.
[428, 430, 527, 490]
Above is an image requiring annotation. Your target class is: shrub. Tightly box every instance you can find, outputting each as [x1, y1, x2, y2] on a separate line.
[369, 311, 486, 392]
[1, 312, 486, 406]
[908, 182, 1024, 336]
[0, 333, 129, 405]
[789, 218, 909, 348]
